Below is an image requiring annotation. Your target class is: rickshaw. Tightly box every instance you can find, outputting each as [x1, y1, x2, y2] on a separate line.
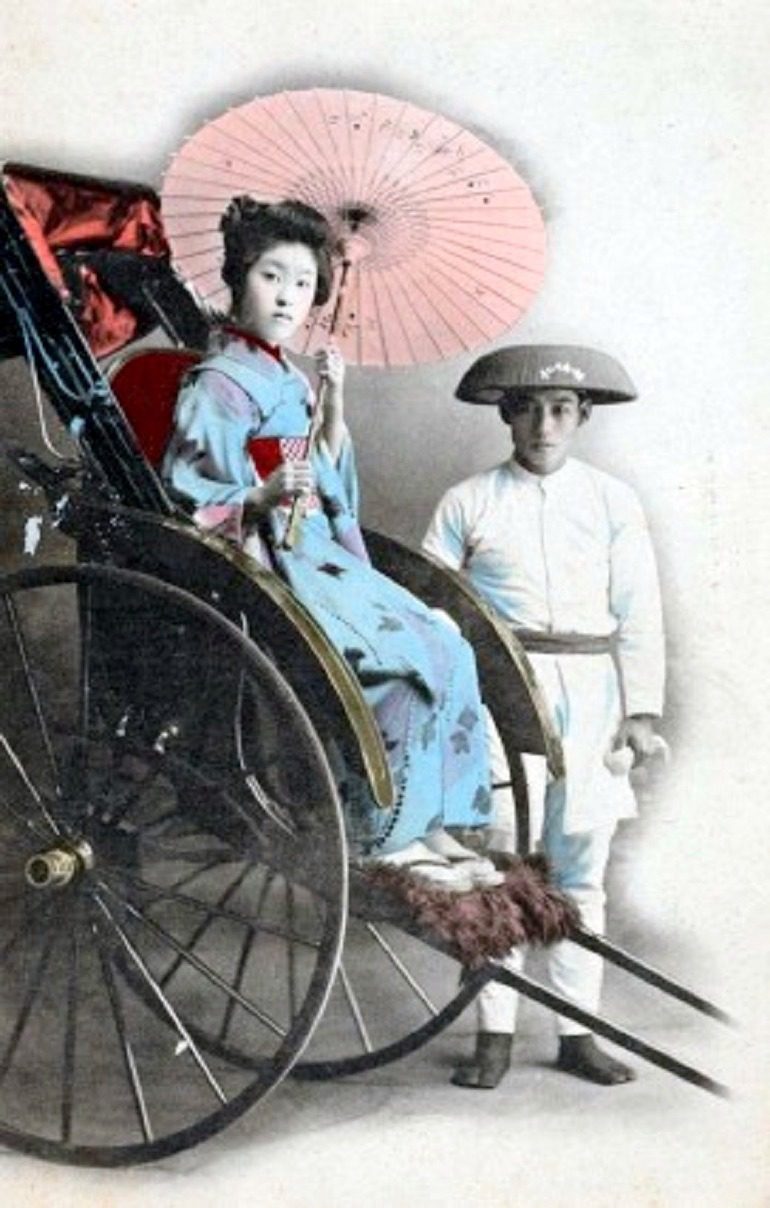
[0, 163, 728, 1167]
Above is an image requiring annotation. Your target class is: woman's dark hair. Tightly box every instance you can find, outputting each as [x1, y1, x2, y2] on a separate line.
[220, 196, 335, 311]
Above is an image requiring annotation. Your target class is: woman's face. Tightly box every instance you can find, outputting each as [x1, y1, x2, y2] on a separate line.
[237, 242, 319, 344]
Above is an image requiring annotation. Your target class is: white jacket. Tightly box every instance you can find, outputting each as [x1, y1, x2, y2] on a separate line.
[423, 456, 665, 831]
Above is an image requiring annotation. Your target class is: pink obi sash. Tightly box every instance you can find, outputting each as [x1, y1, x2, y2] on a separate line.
[246, 435, 321, 511]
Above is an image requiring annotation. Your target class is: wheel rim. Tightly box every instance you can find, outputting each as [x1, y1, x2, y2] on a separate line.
[143, 660, 531, 1081]
[292, 915, 491, 1079]
[0, 563, 347, 1165]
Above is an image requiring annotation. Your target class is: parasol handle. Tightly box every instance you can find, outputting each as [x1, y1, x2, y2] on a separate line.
[281, 255, 351, 551]
[281, 376, 329, 550]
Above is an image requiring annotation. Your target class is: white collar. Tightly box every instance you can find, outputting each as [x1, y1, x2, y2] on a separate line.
[507, 455, 578, 491]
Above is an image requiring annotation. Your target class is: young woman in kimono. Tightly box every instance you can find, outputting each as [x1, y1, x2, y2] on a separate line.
[163, 196, 501, 892]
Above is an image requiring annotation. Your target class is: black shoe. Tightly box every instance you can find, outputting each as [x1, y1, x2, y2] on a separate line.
[557, 1034, 636, 1085]
[451, 1032, 513, 1089]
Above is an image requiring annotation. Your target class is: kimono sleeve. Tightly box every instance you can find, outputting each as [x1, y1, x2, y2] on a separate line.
[316, 426, 360, 519]
[162, 368, 257, 539]
[314, 428, 370, 562]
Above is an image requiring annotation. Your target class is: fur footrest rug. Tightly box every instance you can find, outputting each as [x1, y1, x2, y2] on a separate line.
[349, 854, 581, 968]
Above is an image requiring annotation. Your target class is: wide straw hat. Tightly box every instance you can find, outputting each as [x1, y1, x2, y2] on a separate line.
[456, 344, 637, 404]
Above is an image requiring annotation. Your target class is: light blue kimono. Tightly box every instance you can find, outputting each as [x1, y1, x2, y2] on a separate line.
[163, 336, 491, 854]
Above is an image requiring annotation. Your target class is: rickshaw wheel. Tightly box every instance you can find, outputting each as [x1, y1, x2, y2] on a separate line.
[0, 563, 347, 1166]
[166, 724, 529, 1081]
[120, 649, 531, 1080]
[118, 541, 533, 1081]
[36, 536, 535, 1088]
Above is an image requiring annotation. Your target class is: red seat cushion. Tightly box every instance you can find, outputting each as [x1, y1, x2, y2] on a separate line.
[109, 348, 201, 467]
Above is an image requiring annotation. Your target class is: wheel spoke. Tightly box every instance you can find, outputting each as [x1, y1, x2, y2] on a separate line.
[124, 814, 201, 842]
[135, 837, 235, 864]
[216, 779, 289, 848]
[92, 915, 154, 1142]
[294, 968, 494, 1082]
[218, 870, 275, 1043]
[97, 879, 287, 1039]
[365, 923, 439, 1016]
[337, 961, 372, 1053]
[3, 597, 63, 815]
[140, 804, 186, 830]
[0, 733, 56, 840]
[286, 881, 298, 1021]
[158, 865, 253, 989]
[105, 866, 321, 951]
[90, 891, 228, 1106]
[78, 582, 93, 739]
[0, 911, 59, 1086]
[242, 774, 297, 839]
[232, 661, 289, 818]
[0, 901, 48, 965]
[167, 857, 229, 893]
[60, 919, 81, 1143]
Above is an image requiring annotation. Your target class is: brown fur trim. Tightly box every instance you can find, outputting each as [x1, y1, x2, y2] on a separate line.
[350, 855, 580, 968]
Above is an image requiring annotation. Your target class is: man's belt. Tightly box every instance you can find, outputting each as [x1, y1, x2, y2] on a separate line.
[512, 629, 614, 655]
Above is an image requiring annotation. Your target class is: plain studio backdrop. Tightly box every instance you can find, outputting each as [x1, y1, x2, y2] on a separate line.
[0, 2, 768, 1205]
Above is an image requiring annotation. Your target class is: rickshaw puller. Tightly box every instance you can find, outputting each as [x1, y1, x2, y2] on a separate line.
[423, 344, 665, 1086]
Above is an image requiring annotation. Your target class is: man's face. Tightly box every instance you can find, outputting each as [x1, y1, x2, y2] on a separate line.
[504, 388, 585, 475]
[238, 242, 318, 345]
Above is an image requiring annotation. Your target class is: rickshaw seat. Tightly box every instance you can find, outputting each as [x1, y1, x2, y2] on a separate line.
[109, 347, 201, 468]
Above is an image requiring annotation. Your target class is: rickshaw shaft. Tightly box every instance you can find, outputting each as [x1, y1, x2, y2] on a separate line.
[490, 966, 729, 1098]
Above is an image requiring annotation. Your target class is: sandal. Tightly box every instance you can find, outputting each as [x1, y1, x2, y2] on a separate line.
[403, 859, 475, 893]
[358, 839, 475, 893]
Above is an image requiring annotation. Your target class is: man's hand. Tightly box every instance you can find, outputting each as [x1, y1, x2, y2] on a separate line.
[613, 714, 659, 762]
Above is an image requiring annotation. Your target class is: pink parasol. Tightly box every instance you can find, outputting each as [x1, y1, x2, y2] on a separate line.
[161, 88, 546, 366]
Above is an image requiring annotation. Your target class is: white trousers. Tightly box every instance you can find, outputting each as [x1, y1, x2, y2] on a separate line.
[480, 730, 616, 1037]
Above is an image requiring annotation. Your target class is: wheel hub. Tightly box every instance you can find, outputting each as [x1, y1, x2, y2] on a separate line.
[24, 837, 95, 889]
